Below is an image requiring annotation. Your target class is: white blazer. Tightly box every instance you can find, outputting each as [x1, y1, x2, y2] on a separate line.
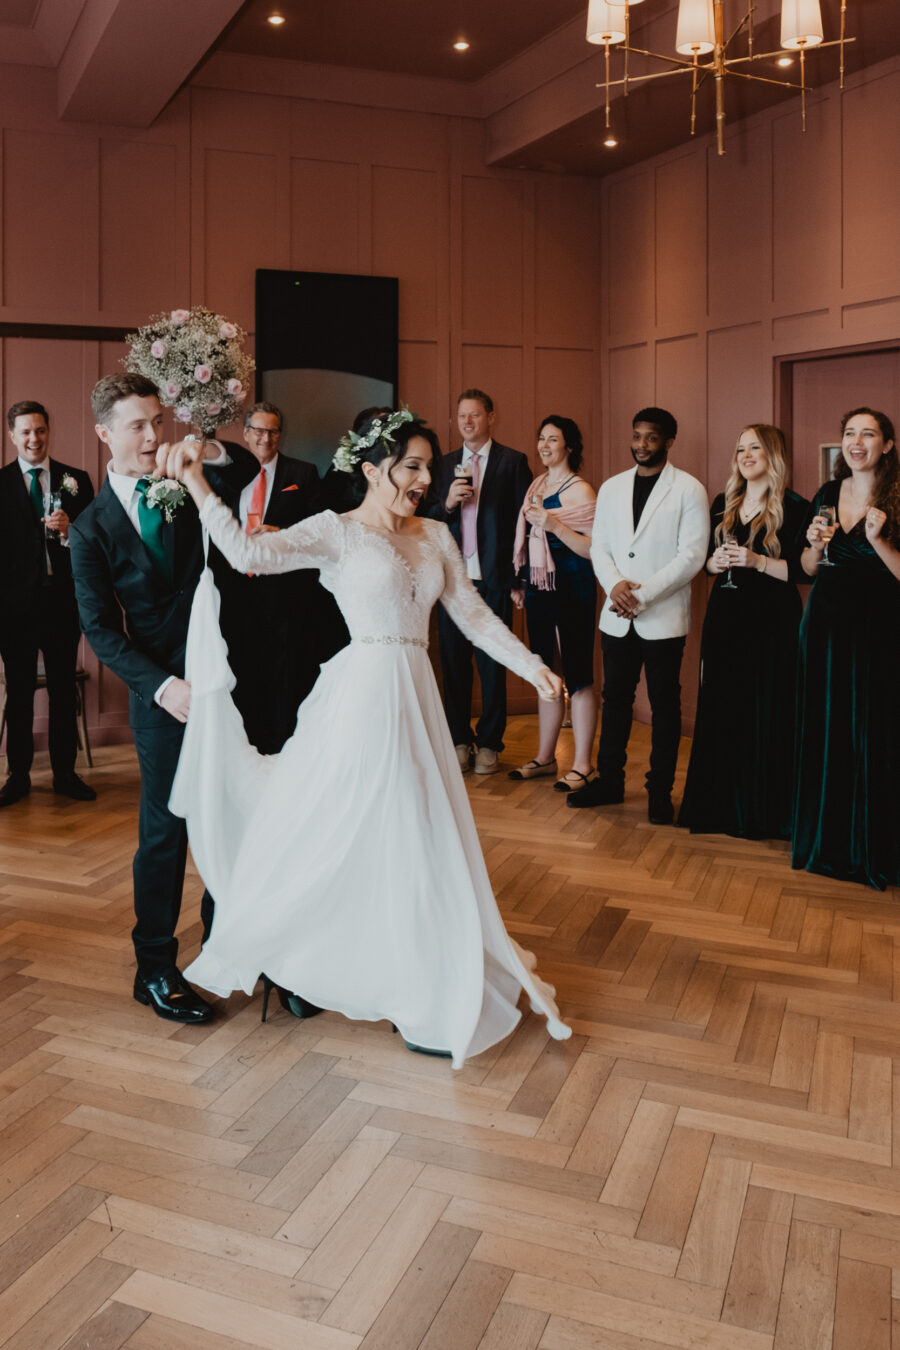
[590, 461, 709, 639]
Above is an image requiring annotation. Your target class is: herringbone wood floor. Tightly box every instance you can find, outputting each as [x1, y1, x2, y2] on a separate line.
[1, 718, 899, 1350]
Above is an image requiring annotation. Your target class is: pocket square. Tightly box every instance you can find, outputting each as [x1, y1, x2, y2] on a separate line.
[281, 484, 299, 492]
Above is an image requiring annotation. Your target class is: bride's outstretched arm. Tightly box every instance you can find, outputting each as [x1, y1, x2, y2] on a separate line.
[437, 527, 562, 700]
[157, 439, 342, 574]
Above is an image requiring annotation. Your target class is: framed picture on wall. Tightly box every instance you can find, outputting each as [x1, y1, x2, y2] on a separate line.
[819, 443, 841, 482]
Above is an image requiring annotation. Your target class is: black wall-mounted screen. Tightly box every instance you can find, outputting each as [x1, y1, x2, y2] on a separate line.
[255, 269, 399, 476]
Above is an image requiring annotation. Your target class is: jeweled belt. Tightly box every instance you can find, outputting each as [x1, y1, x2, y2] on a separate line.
[356, 635, 428, 649]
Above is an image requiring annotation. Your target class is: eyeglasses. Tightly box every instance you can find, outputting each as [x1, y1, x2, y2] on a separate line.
[247, 426, 281, 439]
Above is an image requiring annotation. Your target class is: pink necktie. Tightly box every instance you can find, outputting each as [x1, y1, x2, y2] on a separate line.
[461, 453, 480, 558]
[246, 469, 266, 532]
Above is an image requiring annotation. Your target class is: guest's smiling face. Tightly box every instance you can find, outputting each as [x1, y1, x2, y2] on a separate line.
[841, 413, 893, 473]
[630, 421, 671, 470]
[243, 411, 281, 466]
[8, 412, 49, 466]
[736, 430, 769, 483]
[363, 435, 433, 515]
[457, 399, 493, 451]
[537, 423, 568, 473]
[96, 394, 165, 478]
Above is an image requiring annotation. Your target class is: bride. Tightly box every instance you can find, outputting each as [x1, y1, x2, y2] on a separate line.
[159, 409, 571, 1068]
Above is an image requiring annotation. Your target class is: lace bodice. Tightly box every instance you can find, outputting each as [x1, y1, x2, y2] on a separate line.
[200, 500, 545, 684]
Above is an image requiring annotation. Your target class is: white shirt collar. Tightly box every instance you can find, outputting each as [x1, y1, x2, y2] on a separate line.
[18, 456, 49, 475]
[463, 438, 491, 462]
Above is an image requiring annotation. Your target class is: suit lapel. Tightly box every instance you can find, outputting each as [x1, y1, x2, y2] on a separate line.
[265, 455, 286, 525]
[96, 478, 156, 580]
[631, 462, 675, 544]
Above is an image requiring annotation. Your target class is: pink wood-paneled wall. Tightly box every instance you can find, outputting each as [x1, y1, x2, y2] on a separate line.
[599, 53, 900, 726]
[0, 64, 601, 743]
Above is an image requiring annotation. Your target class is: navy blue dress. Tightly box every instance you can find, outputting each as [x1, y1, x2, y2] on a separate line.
[523, 489, 597, 693]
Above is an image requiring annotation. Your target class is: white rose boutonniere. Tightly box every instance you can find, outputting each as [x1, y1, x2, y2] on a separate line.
[145, 477, 188, 524]
[60, 473, 79, 497]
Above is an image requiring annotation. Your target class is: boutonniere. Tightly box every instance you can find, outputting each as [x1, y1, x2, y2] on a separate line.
[281, 483, 299, 492]
[60, 473, 79, 497]
[145, 477, 187, 524]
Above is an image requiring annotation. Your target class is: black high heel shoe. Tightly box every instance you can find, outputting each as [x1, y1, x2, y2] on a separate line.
[390, 1023, 452, 1059]
[260, 975, 323, 1023]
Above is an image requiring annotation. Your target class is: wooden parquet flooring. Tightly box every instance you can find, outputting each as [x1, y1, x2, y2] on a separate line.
[1, 720, 899, 1349]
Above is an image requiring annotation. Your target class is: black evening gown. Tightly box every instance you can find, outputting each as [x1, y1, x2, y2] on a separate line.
[792, 481, 900, 890]
[678, 489, 808, 839]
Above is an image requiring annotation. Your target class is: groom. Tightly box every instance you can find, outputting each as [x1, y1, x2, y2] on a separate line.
[69, 373, 251, 1022]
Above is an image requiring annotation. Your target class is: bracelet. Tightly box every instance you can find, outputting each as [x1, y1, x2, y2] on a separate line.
[758, 556, 768, 574]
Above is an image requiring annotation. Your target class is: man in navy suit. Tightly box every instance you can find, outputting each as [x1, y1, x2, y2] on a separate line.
[0, 401, 95, 806]
[431, 389, 532, 774]
[215, 401, 347, 753]
[69, 373, 250, 1023]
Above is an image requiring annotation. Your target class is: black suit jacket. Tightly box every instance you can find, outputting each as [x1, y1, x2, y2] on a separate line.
[430, 441, 532, 591]
[69, 461, 239, 730]
[0, 458, 94, 623]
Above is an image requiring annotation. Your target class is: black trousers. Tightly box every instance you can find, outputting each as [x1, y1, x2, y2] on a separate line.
[131, 719, 214, 978]
[596, 627, 686, 794]
[438, 583, 512, 751]
[0, 583, 80, 778]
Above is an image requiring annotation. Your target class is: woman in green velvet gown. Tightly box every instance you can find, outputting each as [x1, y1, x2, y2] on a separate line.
[793, 407, 900, 890]
[679, 425, 808, 839]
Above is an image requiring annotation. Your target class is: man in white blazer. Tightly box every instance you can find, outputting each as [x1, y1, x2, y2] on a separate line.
[568, 407, 708, 823]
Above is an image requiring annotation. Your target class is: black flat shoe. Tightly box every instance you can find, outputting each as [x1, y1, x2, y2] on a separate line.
[134, 969, 214, 1023]
[260, 975, 323, 1023]
[53, 772, 97, 801]
[0, 774, 30, 807]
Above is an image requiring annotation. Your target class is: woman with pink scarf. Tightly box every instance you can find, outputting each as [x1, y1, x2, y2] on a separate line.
[510, 416, 598, 791]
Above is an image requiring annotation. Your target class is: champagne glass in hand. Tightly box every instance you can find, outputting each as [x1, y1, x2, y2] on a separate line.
[43, 490, 63, 540]
[721, 532, 738, 590]
[818, 506, 837, 566]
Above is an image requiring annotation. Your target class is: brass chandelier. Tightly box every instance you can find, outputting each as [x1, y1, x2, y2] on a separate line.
[586, 0, 853, 155]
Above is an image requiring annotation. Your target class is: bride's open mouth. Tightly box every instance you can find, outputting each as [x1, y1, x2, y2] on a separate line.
[407, 489, 424, 505]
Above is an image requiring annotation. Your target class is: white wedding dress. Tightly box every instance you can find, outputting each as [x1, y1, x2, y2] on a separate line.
[174, 499, 571, 1067]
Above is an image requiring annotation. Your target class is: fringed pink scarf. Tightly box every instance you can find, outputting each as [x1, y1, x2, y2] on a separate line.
[513, 473, 596, 590]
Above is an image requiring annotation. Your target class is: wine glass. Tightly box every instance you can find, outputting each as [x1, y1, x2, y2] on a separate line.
[818, 506, 837, 566]
[721, 532, 738, 589]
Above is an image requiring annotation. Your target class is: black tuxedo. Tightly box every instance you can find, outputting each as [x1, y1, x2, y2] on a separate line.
[215, 453, 348, 753]
[430, 441, 532, 750]
[69, 460, 241, 978]
[0, 458, 94, 777]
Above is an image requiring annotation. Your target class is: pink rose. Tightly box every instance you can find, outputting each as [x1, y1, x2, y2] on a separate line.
[194, 365, 212, 384]
[205, 402, 222, 417]
[175, 406, 193, 423]
[218, 322, 237, 339]
[150, 339, 168, 359]
[170, 309, 190, 325]
[227, 378, 243, 397]
[163, 380, 182, 398]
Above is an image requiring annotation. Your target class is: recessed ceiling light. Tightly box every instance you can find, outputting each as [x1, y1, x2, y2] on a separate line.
[776, 54, 793, 66]
[453, 39, 470, 51]
[603, 135, 618, 148]
[267, 13, 286, 25]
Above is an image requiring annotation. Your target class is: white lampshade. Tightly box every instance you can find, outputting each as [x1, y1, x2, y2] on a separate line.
[675, 0, 715, 55]
[780, 0, 824, 48]
[586, 0, 627, 44]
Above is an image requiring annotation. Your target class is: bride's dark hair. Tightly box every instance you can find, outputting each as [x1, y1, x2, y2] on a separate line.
[349, 415, 442, 506]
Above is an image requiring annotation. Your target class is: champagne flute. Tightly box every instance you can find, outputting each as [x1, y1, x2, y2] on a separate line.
[721, 532, 738, 589]
[818, 506, 837, 566]
[246, 510, 261, 535]
[43, 490, 63, 540]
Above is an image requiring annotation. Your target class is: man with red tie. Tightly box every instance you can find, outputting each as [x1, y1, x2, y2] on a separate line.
[215, 402, 347, 754]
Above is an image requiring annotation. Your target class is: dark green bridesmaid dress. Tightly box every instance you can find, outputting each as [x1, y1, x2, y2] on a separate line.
[678, 489, 808, 839]
[792, 480, 900, 890]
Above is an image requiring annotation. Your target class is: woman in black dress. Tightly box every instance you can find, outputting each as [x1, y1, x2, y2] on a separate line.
[509, 416, 598, 791]
[679, 424, 808, 838]
[793, 406, 900, 890]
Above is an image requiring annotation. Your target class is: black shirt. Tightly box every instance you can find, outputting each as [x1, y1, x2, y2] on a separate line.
[632, 469, 663, 529]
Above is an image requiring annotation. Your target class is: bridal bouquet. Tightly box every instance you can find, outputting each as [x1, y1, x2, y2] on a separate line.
[125, 306, 255, 438]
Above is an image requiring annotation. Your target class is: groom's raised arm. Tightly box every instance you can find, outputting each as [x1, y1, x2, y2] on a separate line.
[69, 517, 172, 710]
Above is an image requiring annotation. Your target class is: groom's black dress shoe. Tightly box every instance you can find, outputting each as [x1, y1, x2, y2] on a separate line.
[53, 772, 97, 801]
[648, 791, 675, 825]
[566, 777, 624, 809]
[134, 969, 214, 1023]
[0, 774, 30, 807]
[260, 975, 323, 1023]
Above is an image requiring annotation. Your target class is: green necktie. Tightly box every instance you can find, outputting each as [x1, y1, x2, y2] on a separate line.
[27, 467, 44, 523]
[135, 478, 173, 583]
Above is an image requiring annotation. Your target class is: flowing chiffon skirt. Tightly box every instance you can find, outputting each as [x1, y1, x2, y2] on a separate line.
[173, 567, 570, 1067]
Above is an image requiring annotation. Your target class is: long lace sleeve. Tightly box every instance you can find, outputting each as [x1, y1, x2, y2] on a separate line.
[435, 524, 545, 684]
[200, 497, 343, 576]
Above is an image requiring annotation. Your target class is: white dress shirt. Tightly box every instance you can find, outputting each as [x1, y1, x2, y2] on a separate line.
[238, 456, 276, 526]
[18, 455, 54, 574]
[461, 439, 491, 582]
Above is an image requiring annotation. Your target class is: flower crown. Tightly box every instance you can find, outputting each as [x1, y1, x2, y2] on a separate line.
[333, 406, 417, 474]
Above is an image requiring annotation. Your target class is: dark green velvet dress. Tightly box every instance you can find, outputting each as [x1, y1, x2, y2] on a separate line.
[678, 489, 808, 839]
[792, 481, 900, 890]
